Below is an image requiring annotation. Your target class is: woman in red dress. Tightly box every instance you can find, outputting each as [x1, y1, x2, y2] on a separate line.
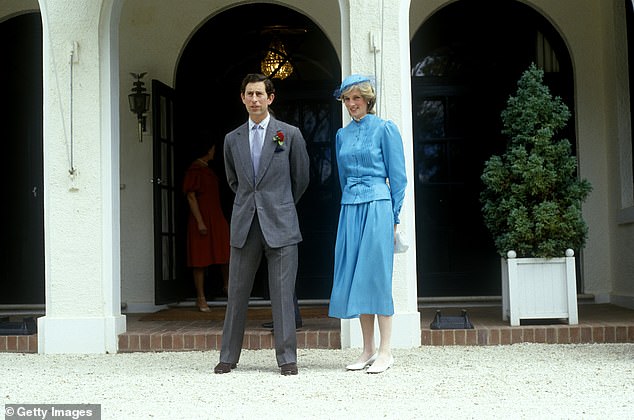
[183, 142, 230, 312]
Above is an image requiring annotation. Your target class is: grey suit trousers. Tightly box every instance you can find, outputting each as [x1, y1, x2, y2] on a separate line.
[219, 214, 298, 367]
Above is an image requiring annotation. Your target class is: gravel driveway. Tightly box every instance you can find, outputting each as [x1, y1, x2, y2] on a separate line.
[1, 343, 633, 419]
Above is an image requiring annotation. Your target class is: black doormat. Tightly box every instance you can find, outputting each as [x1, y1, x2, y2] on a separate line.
[0, 317, 37, 335]
[430, 309, 474, 330]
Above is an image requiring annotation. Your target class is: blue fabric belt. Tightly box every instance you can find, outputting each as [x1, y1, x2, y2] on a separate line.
[346, 176, 385, 188]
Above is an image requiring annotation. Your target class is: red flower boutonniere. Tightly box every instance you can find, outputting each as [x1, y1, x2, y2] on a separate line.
[273, 130, 285, 146]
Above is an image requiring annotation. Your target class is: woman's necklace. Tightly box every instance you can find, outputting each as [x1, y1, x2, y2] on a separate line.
[196, 158, 208, 167]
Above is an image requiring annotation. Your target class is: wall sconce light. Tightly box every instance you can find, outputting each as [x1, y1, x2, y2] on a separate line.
[128, 72, 150, 142]
[261, 37, 293, 80]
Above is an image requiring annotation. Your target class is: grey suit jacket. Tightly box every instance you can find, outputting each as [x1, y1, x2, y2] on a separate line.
[223, 117, 310, 248]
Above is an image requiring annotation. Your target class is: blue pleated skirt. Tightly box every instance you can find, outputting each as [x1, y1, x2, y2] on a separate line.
[328, 199, 394, 319]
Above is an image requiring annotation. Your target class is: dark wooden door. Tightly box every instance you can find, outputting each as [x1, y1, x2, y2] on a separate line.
[0, 13, 44, 304]
[412, 81, 501, 297]
[274, 85, 342, 300]
[152, 80, 187, 304]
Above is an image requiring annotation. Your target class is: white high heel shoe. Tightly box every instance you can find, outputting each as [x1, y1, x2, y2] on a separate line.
[346, 353, 378, 371]
[366, 355, 394, 374]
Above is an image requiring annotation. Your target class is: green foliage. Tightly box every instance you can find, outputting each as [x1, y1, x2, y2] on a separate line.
[480, 64, 592, 258]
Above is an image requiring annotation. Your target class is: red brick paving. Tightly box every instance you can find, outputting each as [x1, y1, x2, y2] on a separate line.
[2, 304, 633, 353]
[116, 303, 634, 352]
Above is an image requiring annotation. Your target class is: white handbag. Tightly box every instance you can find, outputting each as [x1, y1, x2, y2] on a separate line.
[394, 230, 409, 253]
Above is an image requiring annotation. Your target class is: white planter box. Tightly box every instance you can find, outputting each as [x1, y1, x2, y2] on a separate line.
[501, 249, 578, 326]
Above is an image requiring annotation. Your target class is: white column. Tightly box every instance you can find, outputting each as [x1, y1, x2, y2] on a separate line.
[339, 0, 420, 348]
[37, 0, 125, 354]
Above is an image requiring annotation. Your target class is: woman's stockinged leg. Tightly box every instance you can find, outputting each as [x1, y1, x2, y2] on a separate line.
[194, 267, 210, 312]
[345, 314, 377, 370]
[360, 314, 377, 358]
[194, 267, 205, 299]
[377, 314, 392, 358]
[366, 315, 394, 373]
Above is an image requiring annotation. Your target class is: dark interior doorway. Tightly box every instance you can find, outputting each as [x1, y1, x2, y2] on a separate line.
[173, 4, 341, 302]
[0, 13, 44, 304]
[410, 0, 574, 297]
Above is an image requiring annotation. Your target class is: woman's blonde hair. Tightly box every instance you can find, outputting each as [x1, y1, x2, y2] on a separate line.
[340, 81, 376, 115]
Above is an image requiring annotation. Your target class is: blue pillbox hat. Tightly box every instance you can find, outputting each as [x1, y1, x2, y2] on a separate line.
[333, 74, 374, 98]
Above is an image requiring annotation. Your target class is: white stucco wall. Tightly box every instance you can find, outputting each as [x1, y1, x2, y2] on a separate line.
[36, 0, 125, 353]
[40, 0, 106, 316]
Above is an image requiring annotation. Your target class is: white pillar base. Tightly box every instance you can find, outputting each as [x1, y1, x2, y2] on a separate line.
[340, 311, 421, 349]
[37, 315, 126, 354]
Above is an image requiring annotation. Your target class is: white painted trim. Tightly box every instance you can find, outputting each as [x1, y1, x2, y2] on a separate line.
[38, 315, 125, 354]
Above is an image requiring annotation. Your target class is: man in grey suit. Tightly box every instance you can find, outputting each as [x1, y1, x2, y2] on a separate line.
[214, 73, 310, 376]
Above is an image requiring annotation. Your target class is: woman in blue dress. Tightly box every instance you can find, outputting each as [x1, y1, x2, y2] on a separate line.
[329, 75, 407, 374]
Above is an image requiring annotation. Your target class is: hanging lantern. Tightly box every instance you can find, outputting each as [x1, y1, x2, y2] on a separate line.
[261, 37, 293, 80]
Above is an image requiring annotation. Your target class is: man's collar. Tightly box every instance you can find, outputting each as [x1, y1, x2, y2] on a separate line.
[249, 114, 271, 129]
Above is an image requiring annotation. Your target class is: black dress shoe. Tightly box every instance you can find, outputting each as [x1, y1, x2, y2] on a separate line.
[261, 320, 303, 329]
[214, 362, 237, 374]
[280, 362, 298, 376]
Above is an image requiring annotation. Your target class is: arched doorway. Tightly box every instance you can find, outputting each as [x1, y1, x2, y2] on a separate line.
[0, 12, 44, 305]
[410, 0, 574, 297]
[172, 4, 341, 302]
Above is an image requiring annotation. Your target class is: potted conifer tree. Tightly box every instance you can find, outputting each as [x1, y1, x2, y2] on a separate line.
[480, 63, 592, 326]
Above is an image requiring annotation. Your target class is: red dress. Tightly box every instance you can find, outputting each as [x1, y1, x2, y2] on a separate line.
[183, 163, 230, 267]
